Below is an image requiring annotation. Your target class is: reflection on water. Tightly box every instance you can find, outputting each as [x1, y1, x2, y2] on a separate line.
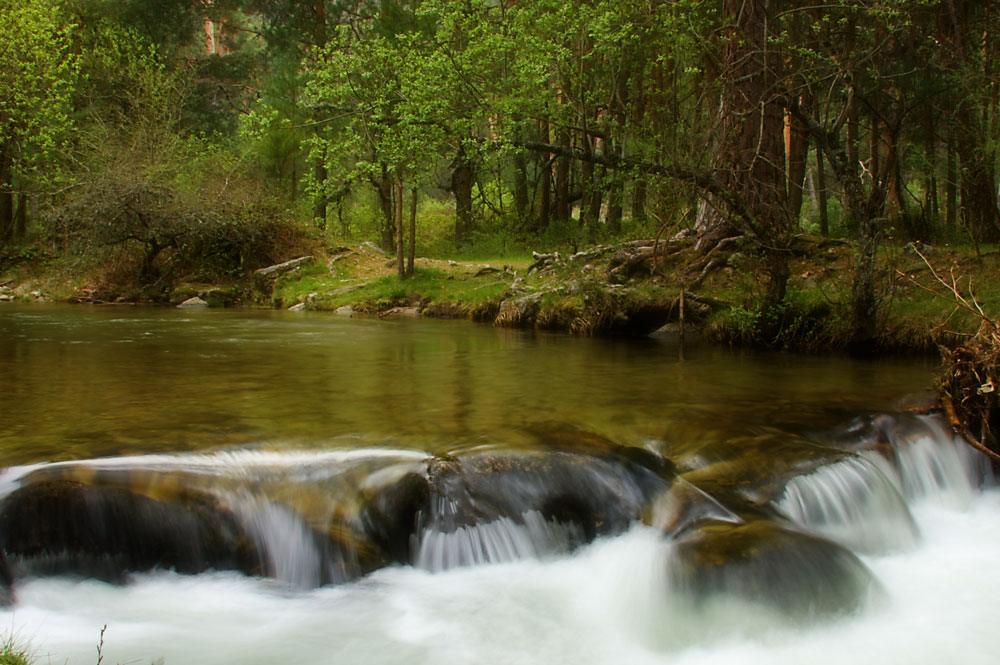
[0, 304, 938, 464]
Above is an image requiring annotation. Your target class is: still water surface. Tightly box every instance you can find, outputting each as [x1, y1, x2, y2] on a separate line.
[1, 304, 996, 665]
[0, 304, 938, 464]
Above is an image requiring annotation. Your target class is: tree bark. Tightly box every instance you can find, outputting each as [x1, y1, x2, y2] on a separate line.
[513, 151, 530, 226]
[717, 0, 791, 315]
[787, 99, 811, 225]
[376, 168, 395, 251]
[0, 150, 13, 243]
[451, 146, 474, 244]
[815, 148, 829, 237]
[13, 193, 27, 239]
[554, 129, 571, 222]
[395, 179, 405, 279]
[407, 187, 416, 277]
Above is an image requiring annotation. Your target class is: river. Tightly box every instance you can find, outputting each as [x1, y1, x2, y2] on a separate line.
[0, 304, 996, 665]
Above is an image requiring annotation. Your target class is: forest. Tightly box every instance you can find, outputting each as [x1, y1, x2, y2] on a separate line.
[1, 0, 999, 350]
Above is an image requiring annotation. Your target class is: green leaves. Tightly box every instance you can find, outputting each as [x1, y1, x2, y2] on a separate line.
[0, 0, 78, 178]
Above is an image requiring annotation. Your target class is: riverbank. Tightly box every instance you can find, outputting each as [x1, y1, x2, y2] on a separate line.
[3, 235, 1000, 354]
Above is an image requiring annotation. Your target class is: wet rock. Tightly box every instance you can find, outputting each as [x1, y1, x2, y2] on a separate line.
[0, 480, 262, 582]
[177, 296, 209, 308]
[421, 447, 673, 544]
[335, 305, 354, 316]
[357, 472, 430, 565]
[288, 302, 307, 312]
[668, 520, 878, 619]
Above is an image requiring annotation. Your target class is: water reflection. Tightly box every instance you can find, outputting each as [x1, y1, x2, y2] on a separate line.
[0, 304, 939, 465]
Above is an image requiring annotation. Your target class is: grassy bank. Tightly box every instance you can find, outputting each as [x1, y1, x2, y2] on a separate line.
[3, 233, 999, 354]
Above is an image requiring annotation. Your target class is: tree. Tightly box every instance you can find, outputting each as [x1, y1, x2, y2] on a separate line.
[0, 0, 77, 241]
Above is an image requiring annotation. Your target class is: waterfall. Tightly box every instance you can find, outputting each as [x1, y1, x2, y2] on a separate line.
[776, 413, 992, 555]
[414, 509, 585, 572]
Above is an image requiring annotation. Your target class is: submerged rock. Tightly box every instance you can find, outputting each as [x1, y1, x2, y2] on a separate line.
[0, 479, 262, 581]
[668, 520, 878, 619]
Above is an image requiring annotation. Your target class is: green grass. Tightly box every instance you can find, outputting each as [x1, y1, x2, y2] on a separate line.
[0, 633, 31, 665]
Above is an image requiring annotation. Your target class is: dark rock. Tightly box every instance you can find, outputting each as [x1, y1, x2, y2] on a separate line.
[357, 472, 430, 565]
[421, 446, 673, 544]
[668, 520, 878, 619]
[0, 480, 262, 582]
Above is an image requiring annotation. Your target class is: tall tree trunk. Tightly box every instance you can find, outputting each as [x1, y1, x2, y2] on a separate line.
[395, 179, 405, 279]
[717, 0, 791, 316]
[451, 146, 474, 244]
[13, 193, 27, 239]
[631, 178, 647, 226]
[786, 97, 811, 226]
[407, 187, 416, 277]
[606, 177, 623, 236]
[513, 151, 530, 226]
[0, 150, 13, 243]
[815, 148, 829, 237]
[554, 129, 571, 222]
[946, 130, 958, 227]
[579, 154, 600, 229]
[313, 160, 328, 229]
[537, 120, 552, 231]
[923, 77, 939, 221]
[377, 168, 395, 251]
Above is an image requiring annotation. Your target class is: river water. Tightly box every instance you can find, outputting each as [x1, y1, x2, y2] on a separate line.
[0, 304, 997, 665]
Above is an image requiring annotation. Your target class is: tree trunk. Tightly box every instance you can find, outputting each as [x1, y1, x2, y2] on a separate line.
[579, 156, 599, 229]
[0, 151, 13, 243]
[513, 151, 530, 226]
[407, 187, 416, 277]
[631, 178, 647, 226]
[538, 120, 552, 231]
[946, 130, 957, 227]
[554, 129, 571, 222]
[313, 159, 328, 229]
[786, 100, 811, 226]
[815, 148, 829, 237]
[395, 179, 405, 279]
[377, 168, 395, 251]
[13, 193, 27, 239]
[451, 146, 474, 244]
[606, 177, 623, 236]
[717, 0, 791, 316]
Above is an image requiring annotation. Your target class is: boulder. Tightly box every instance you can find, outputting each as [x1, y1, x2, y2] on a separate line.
[668, 520, 878, 619]
[0, 479, 262, 582]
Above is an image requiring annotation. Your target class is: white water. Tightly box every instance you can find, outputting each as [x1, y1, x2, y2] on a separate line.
[2, 422, 998, 665]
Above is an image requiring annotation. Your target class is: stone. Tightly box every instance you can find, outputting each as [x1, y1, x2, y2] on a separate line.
[336, 305, 354, 316]
[288, 303, 307, 312]
[0, 479, 262, 582]
[668, 520, 878, 619]
[177, 296, 209, 308]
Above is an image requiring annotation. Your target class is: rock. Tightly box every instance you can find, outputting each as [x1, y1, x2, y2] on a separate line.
[0, 295, 11, 302]
[254, 256, 315, 278]
[360, 241, 387, 256]
[0, 479, 262, 582]
[379, 306, 421, 319]
[668, 520, 878, 619]
[336, 305, 354, 316]
[177, 296, 209, 308]
[420, 446, 672, 545]
[288, 303, 307, 312]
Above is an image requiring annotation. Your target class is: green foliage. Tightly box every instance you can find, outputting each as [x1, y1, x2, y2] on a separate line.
[0, 0, 78, 178]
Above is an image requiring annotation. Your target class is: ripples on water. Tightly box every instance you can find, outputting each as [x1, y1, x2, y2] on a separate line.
[1, 305, 996, 665]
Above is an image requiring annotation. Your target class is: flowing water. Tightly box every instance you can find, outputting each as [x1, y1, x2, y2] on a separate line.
[0, 304, 997, 665]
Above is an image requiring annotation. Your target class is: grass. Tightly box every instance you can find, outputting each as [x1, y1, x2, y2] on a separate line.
[0, 633, 31, 665]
